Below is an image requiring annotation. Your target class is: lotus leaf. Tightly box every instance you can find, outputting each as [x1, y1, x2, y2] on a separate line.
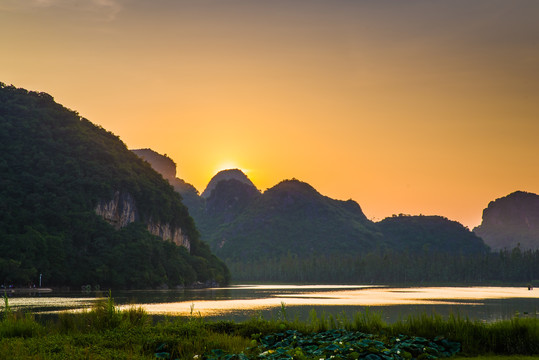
[204, 329, 460, 360]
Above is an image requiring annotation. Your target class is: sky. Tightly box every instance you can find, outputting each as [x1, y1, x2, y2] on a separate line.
[2, 0, 539, 228]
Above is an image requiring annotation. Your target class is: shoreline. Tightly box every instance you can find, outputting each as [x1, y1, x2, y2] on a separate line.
[2, 287, 53, 294]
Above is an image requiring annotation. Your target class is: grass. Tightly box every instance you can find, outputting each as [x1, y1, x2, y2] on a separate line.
[0, 294, 538, 359]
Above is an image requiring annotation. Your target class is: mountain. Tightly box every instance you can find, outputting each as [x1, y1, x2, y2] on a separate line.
[200, 169, 257, 198]
[0, 83, 229, 288]
[128, 154, 382, 261]
[131, 148, 177, 181]
[474, 191, 539, 250]
[206, 178, 381, 261]
[378, 215, 489, 254]
[203, 175, 261, 223]
[131, 148, 202, 212]
[134, 150, 498, 283]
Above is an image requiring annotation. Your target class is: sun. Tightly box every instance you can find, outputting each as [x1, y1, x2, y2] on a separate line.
[214, 161, 249, 175]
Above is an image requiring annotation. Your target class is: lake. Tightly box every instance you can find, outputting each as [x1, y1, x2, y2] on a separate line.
[4, 285, 538, 323]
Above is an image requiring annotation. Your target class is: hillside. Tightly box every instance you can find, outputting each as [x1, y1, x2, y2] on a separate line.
[136, 150, 535, 284]
[0, 83, 229, 288]
[378, 215, 489, 254]
[148, 166, 383, 262]
[131, 148, 202, 213]
[474, 191, 539, 250]
[206, 178, 382, 261]
[128, 154, 383, 261]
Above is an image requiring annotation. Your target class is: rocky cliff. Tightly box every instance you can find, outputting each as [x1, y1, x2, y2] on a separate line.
[95, 190, 190, 250]
[474, 191, 539, 250]
[95, 191, 140, 229]
[147, 221, 190, 250]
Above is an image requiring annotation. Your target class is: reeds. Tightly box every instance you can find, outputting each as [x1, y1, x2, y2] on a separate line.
[0, 295, 538, 359]
[273, 306, 539, 356]
[0, 292, 41, 338]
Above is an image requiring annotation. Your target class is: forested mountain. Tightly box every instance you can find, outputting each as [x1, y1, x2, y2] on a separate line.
[378, 215, 488, 254]
[136, 152, 525, 283]
[131, 163, 383, 262]
[0, 83, 229, 289]
[203, 177, 382, 261]
[474, 191, 539, 250]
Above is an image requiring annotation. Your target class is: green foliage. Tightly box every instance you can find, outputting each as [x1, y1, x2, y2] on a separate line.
[1, 294, 41, 338]
[227, 245, 539, 284]
[0, 83, 228, 288]
[391, 313, 539, 356]
[378, 215, 489, 254]
[0, 296, 539, 359]
[227, 216, 539, 284]
[221, 329, 460, 360]
[184, 176, 496, 284]
[0, 312, 41, 339]
[56, 292, 150, 334]
[196, 178, 382, 262]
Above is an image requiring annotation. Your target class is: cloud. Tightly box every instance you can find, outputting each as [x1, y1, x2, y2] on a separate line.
[0, 0, 125, 21]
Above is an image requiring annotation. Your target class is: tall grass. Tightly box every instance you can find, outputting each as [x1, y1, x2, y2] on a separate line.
[269, 306, 539, 356]
[0, 293, 41, 338]
[56, 289, 149, 333]
[385, 312, 539, 355]
[0, 295, 538, 358]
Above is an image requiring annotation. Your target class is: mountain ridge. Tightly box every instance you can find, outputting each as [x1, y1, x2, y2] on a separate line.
[0, 83, 229, 288]
[133, 150, 491, 280]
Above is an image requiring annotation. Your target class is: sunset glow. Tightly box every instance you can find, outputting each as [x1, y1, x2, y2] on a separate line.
[214, 163, 248, 176]
[120, 286, 538, 317]
[2, 1, 539, 228]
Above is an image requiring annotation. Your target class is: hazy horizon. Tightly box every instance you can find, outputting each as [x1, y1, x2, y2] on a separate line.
[2, 0, 539, 229]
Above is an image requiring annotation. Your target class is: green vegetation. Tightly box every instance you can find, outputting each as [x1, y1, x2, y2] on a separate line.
[228, 245, 539, 284]
[378, 215, 487, 254]
[226, 213, 505, 283]
[198, 178, 383, 261]
[0, 83, 229, 288]
[191, 177, 536, 284]
[0, 295, 538, 359]
[165, 168, 497, 283]
[134, 151, 539, 285]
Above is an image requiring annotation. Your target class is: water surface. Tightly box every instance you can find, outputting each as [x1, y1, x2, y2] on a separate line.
[5, 285, 538, 323]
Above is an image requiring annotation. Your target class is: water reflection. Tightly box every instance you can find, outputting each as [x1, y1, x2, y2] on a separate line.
[4, 285, 538, 323]
[122, 286, 538, 319]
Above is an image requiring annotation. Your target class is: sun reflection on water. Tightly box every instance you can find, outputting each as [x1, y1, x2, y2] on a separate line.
[5, 286, 537, 319]
[119, 286, 538, 317]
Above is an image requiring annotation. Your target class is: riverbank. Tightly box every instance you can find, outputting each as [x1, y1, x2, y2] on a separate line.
[1, 294, 538, 359]
[2, 287, 53, 295]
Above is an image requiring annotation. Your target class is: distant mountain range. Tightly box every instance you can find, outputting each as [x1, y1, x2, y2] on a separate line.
[133, 150, 494, 272]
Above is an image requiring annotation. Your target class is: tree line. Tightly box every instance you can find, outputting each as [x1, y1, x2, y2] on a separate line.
[227, 246, 539, 285]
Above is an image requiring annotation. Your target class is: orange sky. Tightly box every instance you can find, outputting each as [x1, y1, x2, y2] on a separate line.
[2, 1, 539, 228]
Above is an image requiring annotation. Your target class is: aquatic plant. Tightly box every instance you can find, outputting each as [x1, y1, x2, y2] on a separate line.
[0, 297, 538, 359]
